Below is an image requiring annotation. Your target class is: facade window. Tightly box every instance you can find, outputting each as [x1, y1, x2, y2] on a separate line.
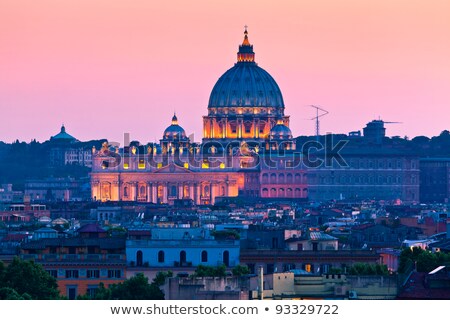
[47, 270, 58, 278]
[65, 270, 79, 279]
[304, 264, 312, 273]
[180, 251, 187, 264]
[86, 286, 98, 298]
[223, 250, 230, 267]
[108, 270, 122, 278]
[87, 269, 100, 279]
[136, 250, 143, 266]
[158, 250, 165, 263]
[201, 250, 208, 263]
[67, 286, 78, 300]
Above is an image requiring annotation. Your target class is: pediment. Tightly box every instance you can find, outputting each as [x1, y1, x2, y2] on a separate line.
[154, 163, 192, 174]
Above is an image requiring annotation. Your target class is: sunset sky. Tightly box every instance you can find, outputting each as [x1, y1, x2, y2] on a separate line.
[0, 0, 449, 144]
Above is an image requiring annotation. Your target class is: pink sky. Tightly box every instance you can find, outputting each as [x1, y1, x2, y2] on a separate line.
[0, 0, 449, 144]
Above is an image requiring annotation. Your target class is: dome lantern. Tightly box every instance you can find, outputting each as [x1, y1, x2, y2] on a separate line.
[237, 26, 255, 63]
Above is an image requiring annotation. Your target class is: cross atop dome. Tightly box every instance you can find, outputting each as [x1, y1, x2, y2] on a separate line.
[237, 26, 255, 63]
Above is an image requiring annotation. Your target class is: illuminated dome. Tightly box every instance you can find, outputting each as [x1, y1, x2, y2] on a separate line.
[208, 28, 284, 114]
[270, 119, 292, 140]
[163, 114, 187, 140]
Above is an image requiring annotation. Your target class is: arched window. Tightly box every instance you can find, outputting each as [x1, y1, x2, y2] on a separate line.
[286, 173, 293, 183]
[279, 173, 285, 183]
[158, 250, 165, 263]
[203, 185, 210, 196]
[123, 186, 128, 197]
[201, 250, 208, 263]
[262, 173, 269, 183]
[279, 188, 285, 197]
[180, 250, 186, 264]
[287, 188, 293, 197]
[262, 188, 268, 197]
[223, 250, 230, 267]
[136, 250, 143, 267]
[270, 188, 277, 197]
[140, 185, 146, 196]
[270, 173, 277, 183]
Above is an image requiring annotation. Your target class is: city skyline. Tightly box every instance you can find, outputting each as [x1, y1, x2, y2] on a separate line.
[1, 0, 449, 143]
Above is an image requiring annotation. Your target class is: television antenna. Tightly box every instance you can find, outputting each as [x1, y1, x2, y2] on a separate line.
[308, 105, 329, 139]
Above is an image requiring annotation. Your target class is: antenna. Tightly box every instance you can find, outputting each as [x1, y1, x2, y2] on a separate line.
[309, 105, 329, 140]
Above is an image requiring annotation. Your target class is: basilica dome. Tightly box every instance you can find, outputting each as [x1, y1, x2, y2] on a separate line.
[163, 114, 187, 140]
[208, 29, 284, 113]
[270, 119, 293, 140]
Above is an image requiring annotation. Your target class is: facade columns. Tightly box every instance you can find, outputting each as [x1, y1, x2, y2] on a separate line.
[189, 184, 194, 201]
[153, 183, 158, 204]
[178, 183, 183, 199]
[225, 118, 228, 138]
[146, 182, 152, 202]
[238, 118, 242, 138]
[210, 182, 215, 204]
[163, 182, 168, 204]
[256, 118, 260, 139]
[195, 183, 201, 204]
[210, 118, 214, 138]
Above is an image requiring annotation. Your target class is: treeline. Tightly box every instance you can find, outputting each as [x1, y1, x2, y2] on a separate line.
[295, 130, 450, 157]
[0, 139, 105, 188]
[399, 247, 450, 273]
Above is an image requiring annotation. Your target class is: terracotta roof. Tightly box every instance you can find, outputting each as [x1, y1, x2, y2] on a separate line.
[78, 224, 106, 233]
[398, 272, 450, 299]
[2, 234, 28, 242]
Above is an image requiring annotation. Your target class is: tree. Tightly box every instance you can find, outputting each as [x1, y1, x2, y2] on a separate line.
[232, 265, 250, 276]
[348, 263, 388, 275]
[153, 271, 173, 286]
[193, 265, 226, 277]
[0, 287, 31, 300]
[1, 258, 60, 300]
[398, 247, 450, 273]
[109, 273, 164, 300]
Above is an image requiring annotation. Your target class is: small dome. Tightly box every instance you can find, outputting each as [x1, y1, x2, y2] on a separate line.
[163, 114, 187, 140]
[50, 124, 77, 142]
[270, 120, 292, 140]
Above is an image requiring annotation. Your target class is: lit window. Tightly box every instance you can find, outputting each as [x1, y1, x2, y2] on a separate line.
[202, 162, 209, 169]
[123, 163, 129, 169]
[219, 163, 225, 169]
[184, 162, 189, 169]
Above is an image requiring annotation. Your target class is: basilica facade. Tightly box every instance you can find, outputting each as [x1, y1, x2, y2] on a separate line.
[90, 29, 308, 204]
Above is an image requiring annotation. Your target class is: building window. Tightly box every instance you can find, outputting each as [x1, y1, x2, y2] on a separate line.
[65, 270, 79, 279]
[180, 251, 187, 264]
[86, 286, 98, 298]
[108, 270, 122, 279]
[136, 250, 143, 266]
[67, 286, 77, 300]
[47, 270, 58, 278]
[223, 250, 230, 267]
[201, 250, 208, 263]
[304, 264, 312, 273]
[158, 250, 165, 263]
[87, 269, 100, 279]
